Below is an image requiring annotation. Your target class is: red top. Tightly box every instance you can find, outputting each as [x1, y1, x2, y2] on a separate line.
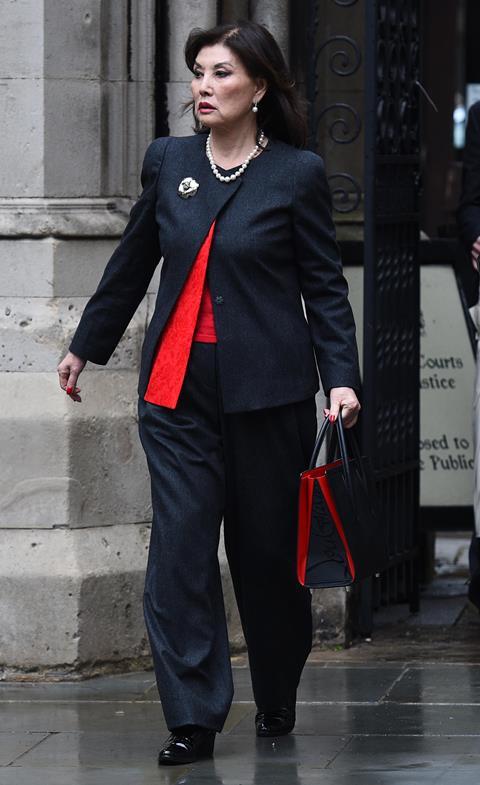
[144, 221, 217, 409]
[193, 284, 217, 343]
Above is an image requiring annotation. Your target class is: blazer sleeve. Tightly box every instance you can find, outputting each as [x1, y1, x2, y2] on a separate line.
[68, 137, 169, 365]
[293, 151, 361, 395]
[457, 102, 480, 253]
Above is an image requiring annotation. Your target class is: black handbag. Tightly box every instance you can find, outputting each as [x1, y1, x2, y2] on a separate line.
[297, 414, 388, 588]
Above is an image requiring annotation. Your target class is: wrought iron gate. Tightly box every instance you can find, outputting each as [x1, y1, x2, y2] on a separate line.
[293, 0, 421, 634]
[362, 0, 420, 632]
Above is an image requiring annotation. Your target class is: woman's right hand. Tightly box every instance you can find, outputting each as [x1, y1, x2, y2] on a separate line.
[57, 352, 86, 402]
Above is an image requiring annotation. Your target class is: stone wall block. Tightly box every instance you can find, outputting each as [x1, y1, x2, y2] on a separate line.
[44, 80, 101, 197]
[0, 0, 44, 78]
[0, 79, 44, 197]
[0, 239, 55, 297]
[67, 375, 152, 529]
[74, 523, 152, 664]
[0, 530, 79, 669]
[44, 0, 101, 79]
[0, 525, 152, 675]
[0, 237, 128, 300]
[0, 297, 148, 373]
[0, 372, 151, 530]
[52, 238, 118, 297]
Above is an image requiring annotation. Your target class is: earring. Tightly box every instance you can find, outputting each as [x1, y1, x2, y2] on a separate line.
[252, 100, 259, 113]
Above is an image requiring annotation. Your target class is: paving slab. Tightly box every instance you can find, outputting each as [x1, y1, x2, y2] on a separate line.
[386, 665, 480, 704]
[0, 672, 156, 702]
[329, 735, 480, 770]
[230, 664, 404, 703]
[0, 767, 184, 785]
[0, 732, 49, 766]
[232, 701, 480, 737]
[0, 700, 167, 734]
[15, 731, 348, 771]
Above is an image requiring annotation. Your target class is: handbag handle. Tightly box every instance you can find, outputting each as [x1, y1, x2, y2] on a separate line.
[308, 411, 355, 500]
[308, 414, 331, 470]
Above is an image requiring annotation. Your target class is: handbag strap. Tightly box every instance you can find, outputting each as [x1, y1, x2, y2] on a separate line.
[308, 411, 355, 499]
[308, 414, 332, 469]
[334, 414, 355, 500]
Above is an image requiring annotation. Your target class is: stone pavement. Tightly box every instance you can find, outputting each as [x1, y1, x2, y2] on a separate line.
[1, 535, 480, 785]
[1, 608, 480, 785]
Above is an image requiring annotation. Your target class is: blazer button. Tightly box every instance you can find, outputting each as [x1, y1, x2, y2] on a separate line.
[214, 295, 224, 305]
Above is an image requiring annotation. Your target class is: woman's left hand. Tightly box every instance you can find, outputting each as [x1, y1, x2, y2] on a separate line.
[324, 387, 360, 429]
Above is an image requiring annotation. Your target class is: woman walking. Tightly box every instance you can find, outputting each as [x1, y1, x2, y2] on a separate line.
[57, 20, 361, 765]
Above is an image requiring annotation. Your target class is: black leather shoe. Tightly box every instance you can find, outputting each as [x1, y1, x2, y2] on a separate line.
[255, 707, 296, 737]
[158, 725, 216, 765]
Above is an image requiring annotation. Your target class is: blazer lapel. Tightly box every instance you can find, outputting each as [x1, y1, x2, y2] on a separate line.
[171, 135, 244, 271]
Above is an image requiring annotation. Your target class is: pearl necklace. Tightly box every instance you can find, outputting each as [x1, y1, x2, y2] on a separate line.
[206, 131, 265, 183]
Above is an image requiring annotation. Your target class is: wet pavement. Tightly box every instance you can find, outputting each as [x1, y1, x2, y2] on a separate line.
[2, 637, 480, 784]
[1, 536, 480, 784]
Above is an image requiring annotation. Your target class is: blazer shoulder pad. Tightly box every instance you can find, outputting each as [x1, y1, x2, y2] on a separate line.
[291, 150, 328, 199]
[143, 136, 170, 169]
[294, 148, 326, 172]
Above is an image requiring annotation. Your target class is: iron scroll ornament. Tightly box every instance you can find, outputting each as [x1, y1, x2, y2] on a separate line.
[314, 35, 362, 77]
[316, 102, 362, 145]
[327, 173, 362, 214]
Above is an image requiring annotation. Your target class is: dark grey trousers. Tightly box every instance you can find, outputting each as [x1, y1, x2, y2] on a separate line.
[138, 342, 317, 732]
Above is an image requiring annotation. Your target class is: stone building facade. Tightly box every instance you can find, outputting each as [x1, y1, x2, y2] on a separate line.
[0, 0, 346, 677]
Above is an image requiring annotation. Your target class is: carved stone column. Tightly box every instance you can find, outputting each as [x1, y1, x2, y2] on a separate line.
[251, 0, 290, 61]
[166, 0, 217, 136]
[221, 0, 249, 22]
[0, 0, 157, 677]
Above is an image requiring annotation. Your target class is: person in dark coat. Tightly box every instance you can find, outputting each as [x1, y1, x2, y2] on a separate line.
[457, 99, 480, 613]
[57, 20, 361, 765]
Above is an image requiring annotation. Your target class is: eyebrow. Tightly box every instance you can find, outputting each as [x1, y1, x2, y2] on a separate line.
[193, 61, 234, 69]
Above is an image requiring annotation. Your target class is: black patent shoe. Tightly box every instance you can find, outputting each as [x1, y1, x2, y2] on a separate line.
[158, 725, 216, 765]
[255, 707, 296, 737]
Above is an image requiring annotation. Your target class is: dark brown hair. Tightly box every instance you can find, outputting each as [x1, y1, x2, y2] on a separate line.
[184, 20, 307, 148]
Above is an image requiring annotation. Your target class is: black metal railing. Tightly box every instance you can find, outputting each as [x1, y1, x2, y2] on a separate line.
[292, 0, 421, 635]
[362, 0, 420, 631]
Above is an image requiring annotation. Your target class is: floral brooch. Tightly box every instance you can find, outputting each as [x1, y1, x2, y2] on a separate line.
[178, 177, 199, 199]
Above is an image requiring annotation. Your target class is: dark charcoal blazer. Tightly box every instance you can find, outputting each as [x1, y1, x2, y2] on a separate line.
[458, 101, 480, 252]
[69, 133, 361, 413]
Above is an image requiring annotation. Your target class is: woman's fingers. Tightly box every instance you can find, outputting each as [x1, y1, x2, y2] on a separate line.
[341, 403, 359, 428]
[57, 352, 86, 402]
[326, 387, 361, 429]
[57, 368, 70, 391]
[65, 368, 79, 395]
[68, 387, 82, 403]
